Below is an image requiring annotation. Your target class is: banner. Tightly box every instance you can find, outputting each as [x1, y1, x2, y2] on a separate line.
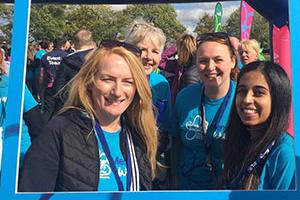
[213, 2, 222, 32]
[240, 0, 254, 40]
[272, 25, 294, 136]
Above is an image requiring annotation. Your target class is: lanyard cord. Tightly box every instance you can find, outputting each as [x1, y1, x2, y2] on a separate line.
[236, 139, 276, 185]
[200, 81, 233, 171]
[95, 122, 132, 191]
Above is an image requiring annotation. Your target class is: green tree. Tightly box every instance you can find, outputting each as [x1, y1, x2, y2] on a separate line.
[194, 13, 214, 35]
[224, 8, 270, 50]
[122, 4, 186, 42]
[0, 4, 14, 44]
[224, 8, 240, 37]
[66, 5, 118, 42]
[30, 4, 68, 41]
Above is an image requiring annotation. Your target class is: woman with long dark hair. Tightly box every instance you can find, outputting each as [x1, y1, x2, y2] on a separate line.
[222, 61, 295, 190]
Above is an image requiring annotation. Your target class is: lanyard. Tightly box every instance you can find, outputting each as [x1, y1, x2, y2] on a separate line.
[95, 122, 132, 191]
[237, 140, 276, 185]
[200, 81, 233, 170]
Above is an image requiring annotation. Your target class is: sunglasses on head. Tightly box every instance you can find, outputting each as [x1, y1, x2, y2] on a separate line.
[196, 32, 230, 43]
[99, 39, 141, 57]
[196, 32, 235, 55]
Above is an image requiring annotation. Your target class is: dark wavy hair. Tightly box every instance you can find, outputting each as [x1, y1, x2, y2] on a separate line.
[222, 61, 291, 189]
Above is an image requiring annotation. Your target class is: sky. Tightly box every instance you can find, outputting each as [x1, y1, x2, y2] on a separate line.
[110, 1, 240, 33]
[0, 1, 241, 37]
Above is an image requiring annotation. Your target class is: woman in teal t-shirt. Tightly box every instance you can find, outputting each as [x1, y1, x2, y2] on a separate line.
[170, 32, 239, 189]
[223, 61, 295, 190]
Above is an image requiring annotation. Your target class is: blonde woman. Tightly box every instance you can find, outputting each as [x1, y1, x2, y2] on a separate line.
[126, 20, 171, 189]
[160, 34, 201, 105]
[239, 39, 260, 65]
[19, 40, 157, 192]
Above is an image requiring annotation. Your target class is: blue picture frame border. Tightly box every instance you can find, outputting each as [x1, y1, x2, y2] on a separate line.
[0, 0, 299, 199]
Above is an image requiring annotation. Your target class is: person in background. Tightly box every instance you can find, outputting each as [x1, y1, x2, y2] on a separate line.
[222, 61, 295, 190]
[229, 36, 243, 69]
[53, 28, 96, 95]
[0, 61, 8, 173]
[46, 41, 54, 52]
[170, 32, 239, 190]
[0, 48, 6, 75]
[64, 40, 75, 54]
[125, 19, 172, 189]
[23, 30, 96, 142]
[19, 41, 157, 192]
[160, 34, 201, 105]
[40, 38, 68, 103]
[239, 39, 259, 66]
[33, 40, 49, 101]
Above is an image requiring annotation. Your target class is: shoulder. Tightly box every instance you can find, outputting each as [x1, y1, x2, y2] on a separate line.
[46, 109, 93, 136]
[261, 132, 295, 189]
[174, 83, 202, 113]
[149, 73, 168, 84]
[272, 133, 294, 155]
[176, 83, 202, 102]
[267, 133, 294, 166]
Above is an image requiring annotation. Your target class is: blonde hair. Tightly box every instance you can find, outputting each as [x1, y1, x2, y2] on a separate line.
[73, 28, 95, 49]
[62, 46, 158, 178]
[125, 19, 166, 51]
[239, 39, 260, 55]
[176, 34, 197, 66]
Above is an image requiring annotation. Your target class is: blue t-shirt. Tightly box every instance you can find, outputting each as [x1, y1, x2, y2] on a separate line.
[35, 49, 47, 60]
[258, 133, 295, 190]
[149, 72, 171, 133]
[171, 81, 236, 189]
[95, 128, 127, 191]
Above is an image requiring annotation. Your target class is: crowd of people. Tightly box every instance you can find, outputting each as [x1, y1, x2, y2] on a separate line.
[0, 18, 295, 192]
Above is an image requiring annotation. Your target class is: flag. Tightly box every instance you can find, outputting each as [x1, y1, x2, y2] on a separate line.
[240, 0, 254, 40]
[214, 2, 222, 32]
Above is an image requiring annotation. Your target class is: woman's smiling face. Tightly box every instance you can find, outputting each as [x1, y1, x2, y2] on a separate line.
[137, 37, 162, 75]
[91, 53, 136, 122]
[197, 41, 235, 91]
[236, 70, 272, 127]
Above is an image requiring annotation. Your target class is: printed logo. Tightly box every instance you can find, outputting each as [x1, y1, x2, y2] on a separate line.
[212, 126, 226, 139]
[100, 152, 111, 179]
[99, 151, 127, 179]
[0, 97, 7, 103]
[184, 115, 207, 141]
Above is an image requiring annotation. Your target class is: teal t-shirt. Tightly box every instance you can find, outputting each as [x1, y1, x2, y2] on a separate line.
[95, 128, 127, 191]
[171, 81, 236, 189]
[34, 49, 47, 60]
[258, 133, 295, 190]
[148, 72, 171, 133]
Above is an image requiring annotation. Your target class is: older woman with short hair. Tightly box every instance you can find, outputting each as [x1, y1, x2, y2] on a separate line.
[239, 39, 260, 65]
[126, 19, 172, 189]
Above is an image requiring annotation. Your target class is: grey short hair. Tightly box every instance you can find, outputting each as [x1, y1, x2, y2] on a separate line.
[125, 19, 166, 51]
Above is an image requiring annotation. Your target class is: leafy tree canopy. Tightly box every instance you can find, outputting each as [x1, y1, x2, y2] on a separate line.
[0, 4, 14, 44]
